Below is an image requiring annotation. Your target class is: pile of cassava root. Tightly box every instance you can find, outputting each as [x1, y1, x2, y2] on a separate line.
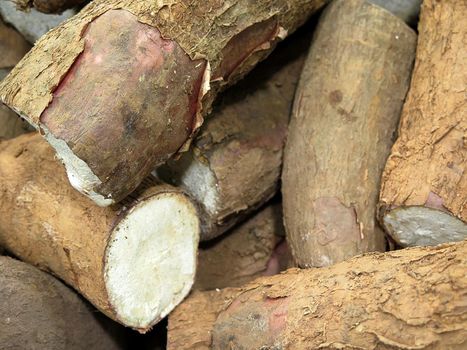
[0, 0, 465, 348]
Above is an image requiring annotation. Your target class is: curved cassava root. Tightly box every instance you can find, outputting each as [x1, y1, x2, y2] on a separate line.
[0, 18, 32, 140]
[168, 240, 467, 350]
[0, 256, 127, 350]
[0, 0, 328, 206]
[282, 0, 417, 267]
[378, 0, 467, 247]
[194, 204, 290, 291]
[156, 30, 308, 241]
[0, 133, 200, 332]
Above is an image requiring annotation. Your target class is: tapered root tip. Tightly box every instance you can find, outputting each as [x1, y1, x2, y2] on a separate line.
[104, 192, 200, 331]
[383, 206, 467, 247]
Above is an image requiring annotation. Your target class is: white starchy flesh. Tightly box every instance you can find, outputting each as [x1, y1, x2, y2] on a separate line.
[383, 206, 467, 246]
[42, 125, 113, 206]
[158, 154, 220, 216]
[105, 193, 200, 329]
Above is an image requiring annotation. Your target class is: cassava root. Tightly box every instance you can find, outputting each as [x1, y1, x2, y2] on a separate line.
[378, 0, 467, 247]
[0, 133, 200, 332]
[168, 240, 467, 350]
[194, 203, 290, 291]
[0, 0, 328, 206]
[157, 28, 308, 240]
[282, 0, 417, 267]
[0, 256, 127, 350]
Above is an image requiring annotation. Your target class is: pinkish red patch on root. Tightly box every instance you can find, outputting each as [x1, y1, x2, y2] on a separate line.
[39, 9, 207, 202]
[264, 239, 291, 276]
[425, 191, 445, 211]
[312, 197, 361, 246]
[214, 17, 280, 81]
[266, 297, 289, 334]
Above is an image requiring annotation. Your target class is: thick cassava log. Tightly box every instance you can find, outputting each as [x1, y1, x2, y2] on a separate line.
[194, 204, 290, 291]
[0, 256, 127, 350]
[15, 0, 87, 14]
[168, 240, 467, 350]
[157, 33, 307, 240]
[282, 0, 417, 268]
[0, 19, 32, 140]
[0, 134, 200, 332]
[0, 1, 77, 43]
[0, 0, 327, 206]
[379, 0, 467, 247]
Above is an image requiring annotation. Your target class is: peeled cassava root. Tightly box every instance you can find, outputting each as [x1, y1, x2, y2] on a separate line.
[168, 240, 467, 350]
[0, 0, 328, 207]
[157, 32, 307, 241]
[0, 19, 32, 140]
[0, 133, 200, 332]
[282, 0, 417, 268]
[14, 0, 87, 14]
[194, 204, 290, 291]
[379, 0, 467, 247]
[0, 256, 126, 350]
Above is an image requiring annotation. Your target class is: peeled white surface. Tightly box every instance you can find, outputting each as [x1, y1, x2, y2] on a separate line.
[104, 193, 199, 329]
[42, 126, 113, 206]
[384, 206, 467, 247]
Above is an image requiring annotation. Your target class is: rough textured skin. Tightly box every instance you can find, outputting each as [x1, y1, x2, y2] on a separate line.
[168, 240, 467, 350]
[0, 256, 126, 350]
[0, 0, 327, 205]
[0, 133, 196, 331]
[379, 0, 467, 245]
[282, 0, 417, 267]
[158, 31, 308, 240]
[0, 19, 32, 140]
[15, 0, 87, 14]
[194, 204, 288, 291]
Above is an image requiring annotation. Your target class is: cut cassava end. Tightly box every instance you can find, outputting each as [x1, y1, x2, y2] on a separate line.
[282, 0, 417, 267]
[168, 240, 467, 350]
[382, 206, 467, 246]
[379, 0, 467, 247]
[0, 0, 328, 206]
[0, 256, 127, 349]
[157, 30, 309, 240]
[105, 191, 200, 328]
[0, 133, 200, 331]
[194, 204, 291, 291]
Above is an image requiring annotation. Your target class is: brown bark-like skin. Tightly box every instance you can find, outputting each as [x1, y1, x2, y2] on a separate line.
[0, 256, 126, 350]
[379, 0, 467, 245]
[168, 240, 467, 350]
[0, 133, 196, 330]
[0, 0, 327, 206]
[15, 0, 87, 13]
[0, 19, 31, 140]
[158, 32, 308, 240]
[282, 0, 417, 268]
[194, 204, 289, 291]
